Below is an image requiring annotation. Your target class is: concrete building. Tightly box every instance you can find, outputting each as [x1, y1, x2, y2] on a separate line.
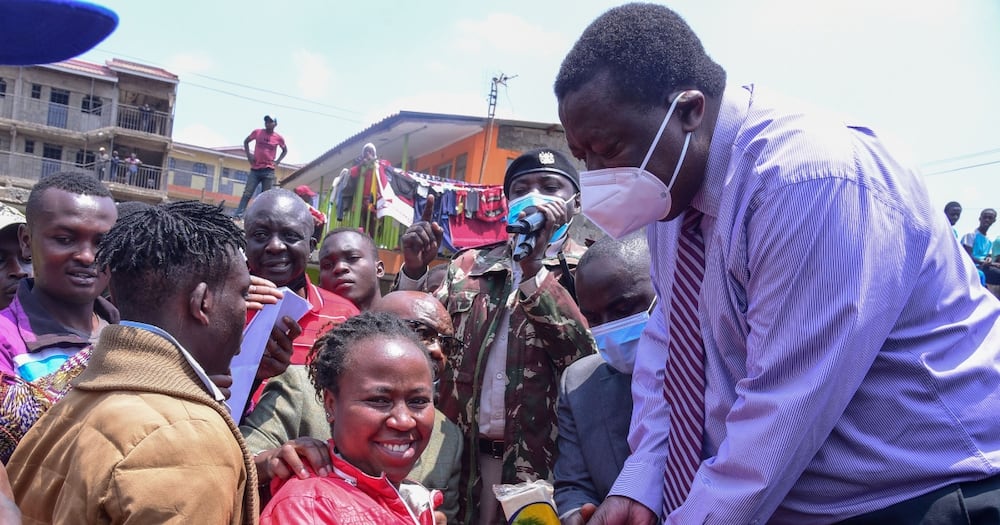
[166, 143, 299, 212]
[0, 58, 177, 205]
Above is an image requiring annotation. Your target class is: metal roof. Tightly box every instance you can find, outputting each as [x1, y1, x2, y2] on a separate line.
[282, 110, 564, 189]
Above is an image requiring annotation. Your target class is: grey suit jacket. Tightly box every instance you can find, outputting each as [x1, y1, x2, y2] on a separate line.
[553, 354, 633, 516]
[240, 365, 464, 523]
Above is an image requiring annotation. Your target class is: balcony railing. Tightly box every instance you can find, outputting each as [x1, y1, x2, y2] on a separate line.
[0, 150, 163, 191]
[116, 104, 171, 137]
[0, 92, 113, 132]
[0, 93, 171, 137]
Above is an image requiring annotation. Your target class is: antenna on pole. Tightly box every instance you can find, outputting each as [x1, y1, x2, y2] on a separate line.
[479, 72, 517, 184]
[487, 73, 516, 120]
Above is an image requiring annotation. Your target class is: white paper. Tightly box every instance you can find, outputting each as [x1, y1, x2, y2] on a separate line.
[225, 286, 311, 419]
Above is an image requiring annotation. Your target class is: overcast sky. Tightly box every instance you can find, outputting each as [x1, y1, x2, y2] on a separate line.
[78, 0, 1000, 235]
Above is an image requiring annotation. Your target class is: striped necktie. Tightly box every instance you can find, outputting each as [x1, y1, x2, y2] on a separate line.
[663, 209, 707, 516]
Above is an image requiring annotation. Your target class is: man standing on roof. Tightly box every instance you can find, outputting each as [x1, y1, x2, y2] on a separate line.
[235, 115, 288, 219]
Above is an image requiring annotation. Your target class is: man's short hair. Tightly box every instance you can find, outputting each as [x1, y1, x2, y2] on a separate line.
[578, 232, 650, 277]
[554, 2, 727, 108]
[246, 188, 313, 232]
[323, 227, 379, 260]
[25, 172, 111, 225]
[97, 201, 246, 316]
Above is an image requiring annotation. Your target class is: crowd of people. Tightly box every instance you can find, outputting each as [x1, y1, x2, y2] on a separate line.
[0, 2, 998, 525]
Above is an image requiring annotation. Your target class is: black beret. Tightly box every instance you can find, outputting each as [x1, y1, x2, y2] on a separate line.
[503, 148, 580, 197]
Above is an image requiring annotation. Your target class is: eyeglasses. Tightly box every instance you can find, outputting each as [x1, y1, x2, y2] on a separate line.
[405, 319, 464, 355]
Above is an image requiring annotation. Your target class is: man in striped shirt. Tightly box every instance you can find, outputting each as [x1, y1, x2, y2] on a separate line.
[556, 3, 1000, 524]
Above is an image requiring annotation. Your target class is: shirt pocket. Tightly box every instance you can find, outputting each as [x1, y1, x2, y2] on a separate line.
[448, 290, 480, 385]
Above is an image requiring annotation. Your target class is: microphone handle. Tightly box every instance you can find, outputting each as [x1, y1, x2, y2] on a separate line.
[512, 232, 538, 262]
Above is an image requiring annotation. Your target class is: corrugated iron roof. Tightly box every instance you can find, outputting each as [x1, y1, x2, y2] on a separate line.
[106, 58, 179, 83]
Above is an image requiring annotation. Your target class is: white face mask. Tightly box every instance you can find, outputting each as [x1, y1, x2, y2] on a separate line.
[578, 92, 692, 239]
[591, 298, 656, 374]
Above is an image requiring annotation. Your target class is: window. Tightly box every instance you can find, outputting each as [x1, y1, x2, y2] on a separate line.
[49, 88, 69, 106]
[75, 149, 95, 168]
[30, 84, 41, 99]
[0, 79, 6, 98]
[81, 95, 103, 115]
[454, 153, 468, 181]
[235, 170, 248, 183]
[193, 162, 208, 175]
[168, 157, 176, 170]
[24, 140, 34, 154]
[41, 144, 63, 177]
[42, 144, 63, 161]
[437, 163, 452, 179]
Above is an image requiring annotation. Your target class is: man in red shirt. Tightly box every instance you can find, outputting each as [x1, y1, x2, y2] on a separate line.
[241, 188, 359, 504]
[243, 188, 358, 367]
[235, 115, 288, 219]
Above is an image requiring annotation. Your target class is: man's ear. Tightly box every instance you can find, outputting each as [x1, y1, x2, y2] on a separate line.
[17, 224, 31, 262]
[675, 90, 706, 133]
[323, 389, 336, 423]
[375, 260, 385, 278]
[189, 282, 211, 326]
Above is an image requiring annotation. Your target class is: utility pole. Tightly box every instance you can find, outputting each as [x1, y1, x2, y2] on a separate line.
[478, 73, 516, 184]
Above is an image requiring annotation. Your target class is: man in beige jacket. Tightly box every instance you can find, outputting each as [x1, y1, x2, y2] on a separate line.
[8, 201, 257, 524]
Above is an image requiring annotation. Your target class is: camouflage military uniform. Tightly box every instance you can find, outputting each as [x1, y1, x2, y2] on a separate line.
[421, 239, 595, 524]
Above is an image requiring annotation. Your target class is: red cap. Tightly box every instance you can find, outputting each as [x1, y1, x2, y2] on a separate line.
[295, 185, 317, 198]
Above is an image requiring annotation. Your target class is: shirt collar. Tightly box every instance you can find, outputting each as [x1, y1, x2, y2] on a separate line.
[690, 84, 754, 219]
[119, 320, 226, 402]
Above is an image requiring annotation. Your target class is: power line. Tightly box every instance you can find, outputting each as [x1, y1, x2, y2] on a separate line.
[920, 147, 1000, 166]
[923, 158, 1000, 176]
[183, 82, 362, 123]
[90, 47, 362, 118]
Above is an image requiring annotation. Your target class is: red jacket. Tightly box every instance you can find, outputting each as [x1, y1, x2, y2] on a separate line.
[261, 441, 442, 524]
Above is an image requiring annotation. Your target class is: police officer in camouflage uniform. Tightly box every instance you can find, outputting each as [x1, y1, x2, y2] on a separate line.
[397, 148, 597, 524]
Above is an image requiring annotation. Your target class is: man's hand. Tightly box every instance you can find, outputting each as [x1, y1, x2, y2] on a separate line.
[586, 496, 657, 525]
[515, 198, 570, 282]
[256, 316, 301, 381]
[561, 503, 598, 525]
[400, 194, 444, 279]
[247, 276, 283, 311]
[253, 437, 332, 487]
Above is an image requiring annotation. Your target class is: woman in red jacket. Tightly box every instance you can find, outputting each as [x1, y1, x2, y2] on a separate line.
[260, 312, 443, 525]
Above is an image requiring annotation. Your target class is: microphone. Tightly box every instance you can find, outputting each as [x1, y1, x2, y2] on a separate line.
[506, 210, 545, 235]
[508, 209, 546, 262]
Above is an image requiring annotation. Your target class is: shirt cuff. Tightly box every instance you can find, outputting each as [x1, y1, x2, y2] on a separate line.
[397, 266, 427, 291]
[558, 507, 582, 521]
[517, 266, 549, 298]
[607, 458, 665, 518]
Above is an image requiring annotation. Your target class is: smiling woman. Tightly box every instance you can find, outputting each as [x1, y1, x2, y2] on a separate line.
[259, 311, 443, 525]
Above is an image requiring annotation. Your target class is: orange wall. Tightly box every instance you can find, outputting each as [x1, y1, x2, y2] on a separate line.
[411, 125, 521, 186]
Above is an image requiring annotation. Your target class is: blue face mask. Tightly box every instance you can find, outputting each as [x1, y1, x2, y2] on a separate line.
[591, 298, 656, 374]
[506, 192, 573, 246]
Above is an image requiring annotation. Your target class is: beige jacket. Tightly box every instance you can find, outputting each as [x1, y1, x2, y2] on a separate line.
[8, 324, 258, 524]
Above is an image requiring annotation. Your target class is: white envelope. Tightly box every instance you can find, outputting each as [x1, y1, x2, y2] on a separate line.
[225, 287, 311, 419]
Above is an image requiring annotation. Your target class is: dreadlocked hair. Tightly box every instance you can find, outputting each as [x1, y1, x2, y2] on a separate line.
[307, 311, 433, 401]
[97, 200, 246, 316]
[26, 171, 112, 225]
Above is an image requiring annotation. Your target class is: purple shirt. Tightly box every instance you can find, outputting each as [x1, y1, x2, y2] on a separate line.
[615, 84, 1000, 524]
